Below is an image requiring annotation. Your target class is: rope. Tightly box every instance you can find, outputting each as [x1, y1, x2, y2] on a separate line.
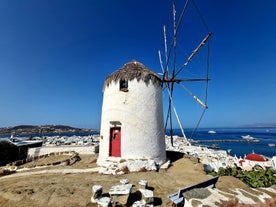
[175, 0, 190, 44]
[205, 36, 211, 107]
[190, 108, 207, 139]
[191, 33, 212, 139]
[190, 0, 209, 32]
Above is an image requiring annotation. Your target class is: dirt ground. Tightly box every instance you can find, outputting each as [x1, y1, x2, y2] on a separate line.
[0, 154, 274, 207]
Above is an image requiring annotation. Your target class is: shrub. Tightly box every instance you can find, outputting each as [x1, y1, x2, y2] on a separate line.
[211, 165, 276, 188]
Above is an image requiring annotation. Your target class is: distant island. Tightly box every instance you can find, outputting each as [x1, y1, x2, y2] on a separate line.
[0, 125, 96, 135]
[241, 123, 276, 128]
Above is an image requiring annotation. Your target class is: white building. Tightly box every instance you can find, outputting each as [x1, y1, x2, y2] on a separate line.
[97, 60, 166, 165]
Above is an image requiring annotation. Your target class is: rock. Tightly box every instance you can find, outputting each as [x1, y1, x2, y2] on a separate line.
[138, 180, 148, 189]
[120, 179, 129, 184]
[139, 189, 154, 204]
[215, 176, 249, 191]
[132, 200, 146, 207]
[97, 197, 111, 207]
[126, 159, 157, 172]
[183, 188, 211, 200]
[91, 184, 103, 203]
[160, 160, 171, 169]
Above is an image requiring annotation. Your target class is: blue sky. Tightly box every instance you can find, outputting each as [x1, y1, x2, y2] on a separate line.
[0, 0, 275, 129]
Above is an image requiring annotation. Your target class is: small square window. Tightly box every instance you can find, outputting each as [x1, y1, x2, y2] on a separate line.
[120, 80, 128, 92]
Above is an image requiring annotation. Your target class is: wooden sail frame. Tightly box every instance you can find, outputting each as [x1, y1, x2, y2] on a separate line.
[158, 0, 212, 146]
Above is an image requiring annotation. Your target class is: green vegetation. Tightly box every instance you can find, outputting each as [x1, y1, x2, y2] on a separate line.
[209, 164, 276, 188]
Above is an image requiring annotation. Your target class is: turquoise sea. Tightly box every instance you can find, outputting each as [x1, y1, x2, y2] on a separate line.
[172, 127, 276, 158]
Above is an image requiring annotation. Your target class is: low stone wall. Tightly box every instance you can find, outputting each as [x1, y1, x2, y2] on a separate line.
[0, 151, 81, 176]
[27, 145, 99, 157]
[12, 151, 80, 167]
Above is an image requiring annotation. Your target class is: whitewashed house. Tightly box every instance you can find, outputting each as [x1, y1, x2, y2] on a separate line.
[97, 60, 166, 165]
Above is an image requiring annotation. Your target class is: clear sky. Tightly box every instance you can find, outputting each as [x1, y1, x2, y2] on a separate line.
[0, 0, 276, 129]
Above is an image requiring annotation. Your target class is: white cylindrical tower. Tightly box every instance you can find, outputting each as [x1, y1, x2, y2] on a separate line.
[97, 60, 166, 165]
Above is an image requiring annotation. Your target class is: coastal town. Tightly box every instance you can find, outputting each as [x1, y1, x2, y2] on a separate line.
[0, 125, 94, 135]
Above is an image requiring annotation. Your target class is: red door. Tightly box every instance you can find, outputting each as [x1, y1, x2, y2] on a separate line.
[110, 127, 121, 157]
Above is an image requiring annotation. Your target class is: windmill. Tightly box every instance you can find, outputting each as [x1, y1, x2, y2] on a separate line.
[158, 0, 212, 146]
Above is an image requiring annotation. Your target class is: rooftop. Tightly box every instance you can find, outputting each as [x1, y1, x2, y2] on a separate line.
[103, 60, 161, 90]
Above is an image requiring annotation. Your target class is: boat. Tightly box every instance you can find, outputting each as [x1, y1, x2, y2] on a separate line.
[208, 130, 216, 134]
[208, 144, 220, 150]
[241, 135, 254, 139]
[9, 134, 43, 148]
[12, 139, 43, 148]
[241, 135, 260, 142]
[268, 143, 276, 147]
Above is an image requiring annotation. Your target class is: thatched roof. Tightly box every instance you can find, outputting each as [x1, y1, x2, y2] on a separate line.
[103, 60, 161, 90]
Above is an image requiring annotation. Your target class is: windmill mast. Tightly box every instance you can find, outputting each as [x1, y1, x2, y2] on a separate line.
[169, 2, 177, 146]
[159, 0, 212, 146]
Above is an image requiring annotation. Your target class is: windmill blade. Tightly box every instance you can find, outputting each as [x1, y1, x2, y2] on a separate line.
[178, 82, 208, 109]
[163, 25, 168, 76]
[158, 50, 165, 74]
[162, 78, 210, 83]
[159, 25, 169, 87]
[172, 2, 177, 78]
[178, 78, 210, 82]
[174, 32, 212, 78]
[164, 83, 187, 140]
[161, 25, 170, 82]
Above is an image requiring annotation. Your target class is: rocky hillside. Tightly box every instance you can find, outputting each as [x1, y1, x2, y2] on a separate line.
[0, 125, 94, 135]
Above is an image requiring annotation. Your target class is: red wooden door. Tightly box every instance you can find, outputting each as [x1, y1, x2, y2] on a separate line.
[110, 127, 121, 157]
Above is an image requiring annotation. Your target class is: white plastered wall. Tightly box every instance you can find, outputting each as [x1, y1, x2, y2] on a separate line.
[97, 79, 166, 165]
